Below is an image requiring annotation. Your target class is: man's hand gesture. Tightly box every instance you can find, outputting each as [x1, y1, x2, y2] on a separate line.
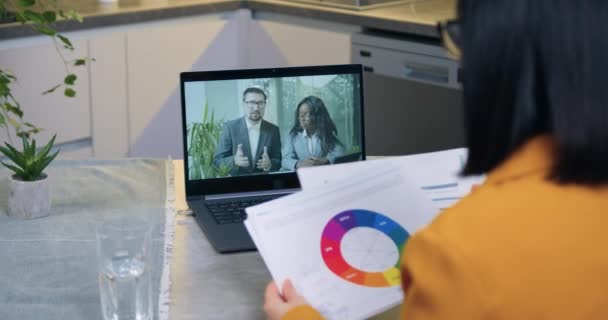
[234, 144, 250, 167]
[257, 146, 272, 171]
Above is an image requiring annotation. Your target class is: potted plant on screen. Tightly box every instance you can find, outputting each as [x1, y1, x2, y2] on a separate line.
[188, 102, 233, 179]
[0, 0, 89, 218]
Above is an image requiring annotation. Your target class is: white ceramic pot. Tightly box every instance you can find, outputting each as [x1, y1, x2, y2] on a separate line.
[8, 173, 51, 219]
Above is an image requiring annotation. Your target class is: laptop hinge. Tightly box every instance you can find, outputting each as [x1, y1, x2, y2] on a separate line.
[204, 188, 300, 200]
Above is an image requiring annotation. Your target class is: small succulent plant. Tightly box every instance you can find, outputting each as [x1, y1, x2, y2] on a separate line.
[0, 134, 58, 181]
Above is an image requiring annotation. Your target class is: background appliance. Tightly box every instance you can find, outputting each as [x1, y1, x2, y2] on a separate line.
[352, 31, 465, 156]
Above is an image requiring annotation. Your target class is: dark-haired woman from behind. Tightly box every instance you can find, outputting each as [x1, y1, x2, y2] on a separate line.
[282, 96, 345, 170]
[264, 1, 608, 319]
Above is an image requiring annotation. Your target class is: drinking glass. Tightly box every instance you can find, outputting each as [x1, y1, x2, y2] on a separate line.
[96, 217, 153, 320]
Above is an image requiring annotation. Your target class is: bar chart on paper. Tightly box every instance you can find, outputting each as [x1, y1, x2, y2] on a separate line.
[321, 209, 409, 287]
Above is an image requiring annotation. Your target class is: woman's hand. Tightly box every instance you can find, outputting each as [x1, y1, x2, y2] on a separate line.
[310, 157, 329, 165]
[296, 158, 315, 168]
[296, 157, 329, 169]
[264, 279, 308, 320]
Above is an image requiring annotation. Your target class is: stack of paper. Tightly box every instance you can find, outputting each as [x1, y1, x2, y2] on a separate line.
[245, 149, 484, 320]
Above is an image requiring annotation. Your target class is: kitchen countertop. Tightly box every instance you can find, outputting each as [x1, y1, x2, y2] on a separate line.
[0, 0, 455, 40]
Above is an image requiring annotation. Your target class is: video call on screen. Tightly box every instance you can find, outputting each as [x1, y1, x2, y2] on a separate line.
[184, 73, 363, 181]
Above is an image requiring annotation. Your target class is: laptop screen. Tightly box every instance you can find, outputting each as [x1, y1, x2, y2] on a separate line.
[180, 65, 365, 195]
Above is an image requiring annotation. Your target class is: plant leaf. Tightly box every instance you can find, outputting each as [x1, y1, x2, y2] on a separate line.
[0, 70, 16, 93]
[3, 102, 24, 118]
[32, 150, 59, 179]
[74, 59, 86, 66]
[57, 34, 73, 50]
[3, 72, 16, 81]
[0, 146, 15, 160]
[7, 116, 20, 130]
[65, 9, 83, 23]
[3, 142, 23, 158]
[1, 162, 26, 178]
[0, 84, 9, 97]
[43, 11, 57, 23]
[21, 135, 33, 162]
[0, 145, 26, 169]
[43, 83, 62, 95]
[18, 0, 36, 7]
[16, 131, 30, 139]
[64, 87, 76, 97]
[34, 134, 56, 162]
[203, 102, 208, 122]
[33, 24, 57, 36]
[64, 74, 77, 85]
[30, 139, 37, 160]
[15, 12, 26, 24]
[23, 10, 45, 24]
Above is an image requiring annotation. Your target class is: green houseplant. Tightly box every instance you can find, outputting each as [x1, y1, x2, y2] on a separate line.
[1, 135, 58, 218]
[0, 0, 88, 218]
[188, 102, 232, 179]
[0, 134, 58, 181]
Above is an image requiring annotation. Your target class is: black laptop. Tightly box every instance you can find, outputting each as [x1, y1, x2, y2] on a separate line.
[179, 64, 366, 253]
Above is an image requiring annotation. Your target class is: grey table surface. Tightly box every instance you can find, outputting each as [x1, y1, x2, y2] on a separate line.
[0, 159, 169, 320]
[169, 214, 272, 319]
[0, 0, 455, 40]
[168, 161, 401, 320]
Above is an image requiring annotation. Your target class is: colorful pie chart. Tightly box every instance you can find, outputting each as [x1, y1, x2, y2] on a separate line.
[320, 209, 410, 287]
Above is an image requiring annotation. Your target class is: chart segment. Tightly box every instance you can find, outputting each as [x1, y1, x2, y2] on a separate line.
[320, 209, 410, 287]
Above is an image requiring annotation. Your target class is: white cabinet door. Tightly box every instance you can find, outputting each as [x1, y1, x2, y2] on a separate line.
[89, 31, 129, 159]
[126, 13, 239, 158]
[249, 12, 360, 68]
[0, 36, 91, 150]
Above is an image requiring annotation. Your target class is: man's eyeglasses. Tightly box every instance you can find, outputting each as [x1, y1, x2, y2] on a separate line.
[437, 19, 461, 58]
[245, 100, 266, 108]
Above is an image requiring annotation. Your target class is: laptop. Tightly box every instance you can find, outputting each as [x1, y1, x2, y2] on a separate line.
[179, 64, 366, 253]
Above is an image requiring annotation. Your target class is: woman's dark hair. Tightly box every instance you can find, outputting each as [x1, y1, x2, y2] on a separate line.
[290, 96, 342, 155]
[459, 0, 608, 184]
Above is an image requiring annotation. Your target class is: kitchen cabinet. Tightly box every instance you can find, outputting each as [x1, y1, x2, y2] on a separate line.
[0, 35, 92, 158]
[125, 11, 360, 158]
[249, 12, 360, 68]
[89, 31, 129, 158]
[125, 13, 236, 158]
[0, 9, 360, 159]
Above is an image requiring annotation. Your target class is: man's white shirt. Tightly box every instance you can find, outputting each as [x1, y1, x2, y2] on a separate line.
[246, 119, 261, 160]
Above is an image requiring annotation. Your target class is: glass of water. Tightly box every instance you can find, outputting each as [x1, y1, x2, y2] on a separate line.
[96, 217, 152, 320]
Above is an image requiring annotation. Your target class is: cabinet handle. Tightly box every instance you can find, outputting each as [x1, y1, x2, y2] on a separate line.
[363, 66, 375, 73]
[359, 50, 372, 57]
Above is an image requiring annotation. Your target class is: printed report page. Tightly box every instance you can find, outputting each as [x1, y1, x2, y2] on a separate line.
[246, 164, 437, 320]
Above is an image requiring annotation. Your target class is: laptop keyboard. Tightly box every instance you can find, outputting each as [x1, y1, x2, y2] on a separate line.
[206, 195, 284, 225]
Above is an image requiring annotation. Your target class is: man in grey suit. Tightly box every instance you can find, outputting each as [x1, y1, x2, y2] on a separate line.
[214, 87, 281, 176]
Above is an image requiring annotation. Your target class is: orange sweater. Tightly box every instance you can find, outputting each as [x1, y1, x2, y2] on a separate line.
[283, 136, 608, 320]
